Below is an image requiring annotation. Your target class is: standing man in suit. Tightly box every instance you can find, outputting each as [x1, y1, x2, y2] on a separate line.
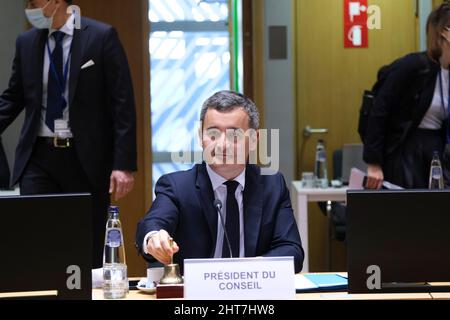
[0, 137, 10, 189]
[136, 90, 303, 273]
[0, 0, 137, 267]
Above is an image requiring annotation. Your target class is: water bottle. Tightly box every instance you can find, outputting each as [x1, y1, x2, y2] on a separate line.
[428, 151, 444, 189]
[103, 206, 128, 299]
[314, 139, 328, 188]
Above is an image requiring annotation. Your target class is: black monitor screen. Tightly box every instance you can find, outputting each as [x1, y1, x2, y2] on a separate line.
[0, 194, 92, 299]
[347, 189, 450, 293]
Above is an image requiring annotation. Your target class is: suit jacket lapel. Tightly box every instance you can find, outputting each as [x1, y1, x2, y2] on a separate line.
[195, 163, 218, 254]
[243, 165, 263, 257]
[69, 21, 90, 108]
[32, 29, 48, 106]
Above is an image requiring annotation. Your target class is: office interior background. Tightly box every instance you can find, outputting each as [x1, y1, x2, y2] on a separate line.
[0, 0, 442, 276]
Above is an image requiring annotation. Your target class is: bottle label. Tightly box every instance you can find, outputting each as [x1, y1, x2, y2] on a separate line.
[432, 167, 442, 179]
[106, 228, 122, 248]
[317, 151, 326, 161]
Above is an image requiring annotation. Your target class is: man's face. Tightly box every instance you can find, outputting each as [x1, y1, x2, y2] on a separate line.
[201, 107, 255, 172]
[26, 0, 57, 17]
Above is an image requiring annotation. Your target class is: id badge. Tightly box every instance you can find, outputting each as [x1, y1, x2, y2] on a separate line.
[54, 119, 69, 138]
[54, 119, 72, 148]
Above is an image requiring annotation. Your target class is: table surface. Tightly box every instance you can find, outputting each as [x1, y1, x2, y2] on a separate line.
[93, 289, 433, 301]
[92, 274, 438, 300]
[1, 274, 441, 300]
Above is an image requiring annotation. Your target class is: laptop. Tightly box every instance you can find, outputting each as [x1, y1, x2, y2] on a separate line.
[0, 194, 92, 299]
[347, 189, 450, 293]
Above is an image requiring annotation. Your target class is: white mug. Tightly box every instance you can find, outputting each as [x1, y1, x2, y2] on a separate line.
[146, 267, 164, 288]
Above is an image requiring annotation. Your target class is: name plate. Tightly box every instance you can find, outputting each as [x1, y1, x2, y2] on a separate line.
[184, 257, 295, 300]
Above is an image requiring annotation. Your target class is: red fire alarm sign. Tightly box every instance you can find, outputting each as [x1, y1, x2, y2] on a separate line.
[344, 0, 368, 48]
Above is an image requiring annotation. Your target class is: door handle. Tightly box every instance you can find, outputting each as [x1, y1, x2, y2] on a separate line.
[303, 125, 328, 137]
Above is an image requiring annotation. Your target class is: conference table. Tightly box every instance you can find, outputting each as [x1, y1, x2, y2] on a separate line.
[93, 289, 432, 300]
[291, 182, 348, 272]
[91, 274, 436, 300]
[0, 274, 443, 300]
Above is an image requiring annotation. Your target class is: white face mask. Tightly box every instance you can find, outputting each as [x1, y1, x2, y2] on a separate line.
[25, 1, 54, 29]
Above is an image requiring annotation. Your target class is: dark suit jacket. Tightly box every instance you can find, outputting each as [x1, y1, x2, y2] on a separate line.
[0, 17, 137, 189]
[0, 137, 10, 189]
[363, 52, 445, 165]
[135, 163, 304, 273]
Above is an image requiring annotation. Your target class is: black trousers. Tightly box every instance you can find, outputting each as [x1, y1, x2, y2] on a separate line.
[383, 128, 445, 189]
[20, 138, 109, 268]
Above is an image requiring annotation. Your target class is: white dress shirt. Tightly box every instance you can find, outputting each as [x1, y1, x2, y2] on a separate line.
[206, 164, 246, 258]
[39, 14, 75, 137]
[419, 67, 448, 130]
[143, 165, 246, 258]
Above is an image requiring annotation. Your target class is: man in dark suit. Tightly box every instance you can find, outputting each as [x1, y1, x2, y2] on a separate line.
[136, 91, 303, 273]
[0, 0, 137, 267]
[0, 137, 10, 189]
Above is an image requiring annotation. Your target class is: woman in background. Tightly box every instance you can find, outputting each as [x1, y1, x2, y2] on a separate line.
[364, 3, 450, 189]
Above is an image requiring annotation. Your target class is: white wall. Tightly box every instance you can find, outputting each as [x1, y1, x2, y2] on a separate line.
[263, 0, 296, 184]
[0, 1, 26, 174]
[419, 0, 432, 51]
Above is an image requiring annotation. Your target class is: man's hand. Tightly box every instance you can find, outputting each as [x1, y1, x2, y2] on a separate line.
[366, 164, 384, 189]
[109, 170, 134, 201]
[146, 230, 180, 265]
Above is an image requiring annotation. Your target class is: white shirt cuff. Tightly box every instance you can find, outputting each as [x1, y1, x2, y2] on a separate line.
[143, 230, 159, 254]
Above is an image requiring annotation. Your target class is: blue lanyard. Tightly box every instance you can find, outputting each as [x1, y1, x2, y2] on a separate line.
[438, 69, 450, 143]
[46, 38, 71, 99]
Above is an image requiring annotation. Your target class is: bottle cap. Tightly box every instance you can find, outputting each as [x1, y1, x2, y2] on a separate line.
[108, 206, 119, 218]
[109, 206, 119, 213]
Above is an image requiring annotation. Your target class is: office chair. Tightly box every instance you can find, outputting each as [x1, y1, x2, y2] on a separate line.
[318, 149, 347, 242]
[316, 149, 347, 271]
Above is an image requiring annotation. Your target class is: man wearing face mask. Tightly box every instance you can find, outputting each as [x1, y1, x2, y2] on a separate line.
[0, 0, 137, 267]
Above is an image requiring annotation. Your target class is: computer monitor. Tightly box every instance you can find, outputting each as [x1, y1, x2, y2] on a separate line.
[0, 194, 92, 300]
[347, 189, 450, 293]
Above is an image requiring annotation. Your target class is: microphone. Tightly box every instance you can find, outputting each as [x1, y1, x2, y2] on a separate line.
[213, 199, 233, 258]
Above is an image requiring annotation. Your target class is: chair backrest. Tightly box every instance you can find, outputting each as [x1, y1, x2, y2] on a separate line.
[332, 149, 343, 180]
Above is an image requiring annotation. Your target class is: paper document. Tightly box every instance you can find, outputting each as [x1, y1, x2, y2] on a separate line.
[296, 274, 348, 292]
[304, 274, 348, 288]
[295, 274, 317, 290]
[349, 167, 403, 190]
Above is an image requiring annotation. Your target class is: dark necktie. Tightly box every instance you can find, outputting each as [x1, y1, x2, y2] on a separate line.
[46, 31, 66, 132]
[222, 180, 240, 258]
